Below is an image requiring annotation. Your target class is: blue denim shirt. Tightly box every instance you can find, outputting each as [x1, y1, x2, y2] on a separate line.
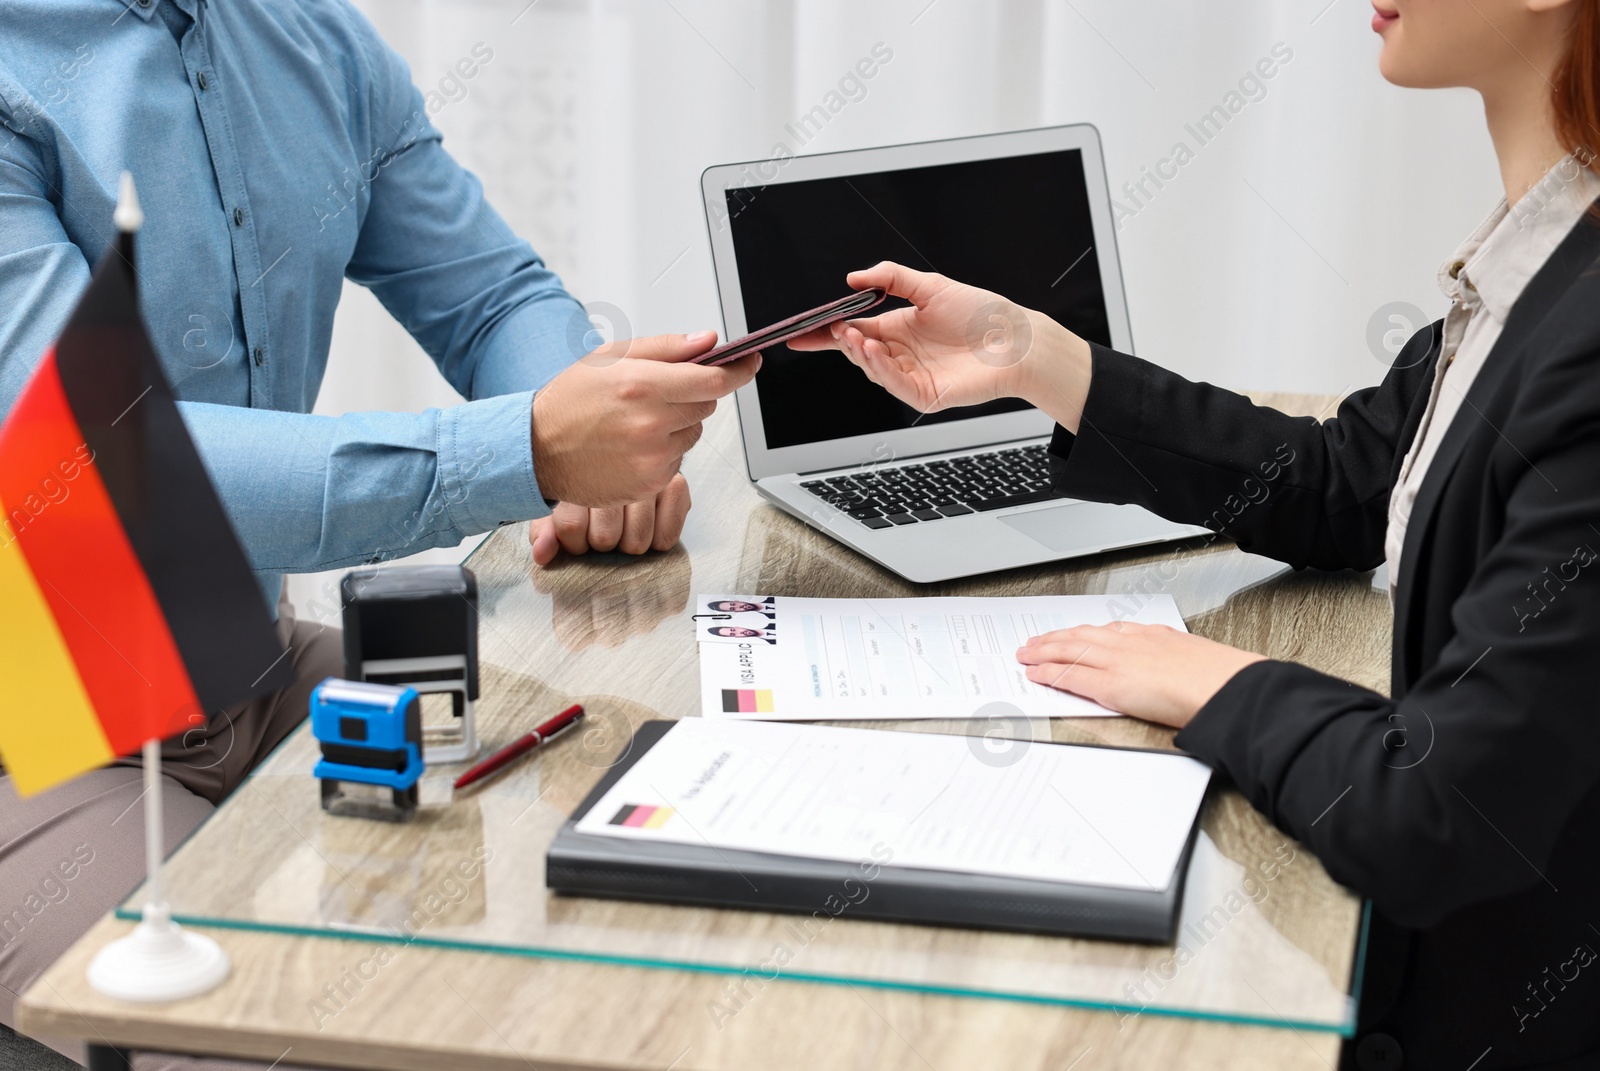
[0, 0, 585, 608]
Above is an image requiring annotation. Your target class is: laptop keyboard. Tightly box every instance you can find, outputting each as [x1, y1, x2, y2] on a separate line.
[798, 443, 1068, 530]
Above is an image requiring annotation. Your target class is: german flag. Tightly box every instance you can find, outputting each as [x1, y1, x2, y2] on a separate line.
[0, 182, 290, 796]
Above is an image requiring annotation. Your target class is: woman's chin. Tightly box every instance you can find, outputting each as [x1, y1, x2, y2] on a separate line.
[1377, 43, 1465, 90]
[1377, 62, 1429, 89]
[1376, 47, 1413, 87]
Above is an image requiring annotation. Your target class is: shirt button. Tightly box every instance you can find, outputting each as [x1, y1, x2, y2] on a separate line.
[197, 71, 209, 91]
[1355, 1032, 1403, 1070]
[233, 207, 244, 227]
[137, 0, 152, 6]
[252, 345, 265, 367]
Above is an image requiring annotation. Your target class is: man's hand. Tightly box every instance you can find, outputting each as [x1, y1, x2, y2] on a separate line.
[530, 473, 691, 566]
[531, 331, 758, 508]
[1016, 622, 1267, 729]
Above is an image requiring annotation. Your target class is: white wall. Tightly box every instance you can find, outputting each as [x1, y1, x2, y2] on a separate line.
[293, 0, 1500, 610]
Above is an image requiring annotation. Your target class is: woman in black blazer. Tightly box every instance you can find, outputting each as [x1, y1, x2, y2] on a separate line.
[793, 3, 1600, 1068]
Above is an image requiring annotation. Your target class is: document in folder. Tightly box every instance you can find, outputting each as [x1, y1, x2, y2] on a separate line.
[573, 719, 1211, 892]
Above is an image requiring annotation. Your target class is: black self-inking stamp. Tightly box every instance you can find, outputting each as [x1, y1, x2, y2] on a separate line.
[341, 564, 480, 765]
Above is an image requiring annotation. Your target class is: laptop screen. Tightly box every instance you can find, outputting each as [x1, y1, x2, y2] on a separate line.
[724, 148, 1112, 452]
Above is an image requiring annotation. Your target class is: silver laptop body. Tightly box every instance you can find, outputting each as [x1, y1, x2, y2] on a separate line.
[700, 124, 1202, 584]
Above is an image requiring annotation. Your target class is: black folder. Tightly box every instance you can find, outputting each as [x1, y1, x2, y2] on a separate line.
[546, 721, 1207, 943]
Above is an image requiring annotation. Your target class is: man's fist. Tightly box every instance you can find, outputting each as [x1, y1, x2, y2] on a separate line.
[530, 474, 691, 566]
[530, 332, 758, 508]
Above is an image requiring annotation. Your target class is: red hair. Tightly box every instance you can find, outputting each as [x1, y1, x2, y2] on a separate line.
[1552, 1, 1600, 171]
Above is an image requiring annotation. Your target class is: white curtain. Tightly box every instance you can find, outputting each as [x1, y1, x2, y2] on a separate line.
[292, 0, 1497, 609]
[327, 0, 1497, 416]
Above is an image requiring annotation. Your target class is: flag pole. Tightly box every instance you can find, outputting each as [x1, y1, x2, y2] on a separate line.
[86, 173, 230, 1003]
[141, 738, 165, 916]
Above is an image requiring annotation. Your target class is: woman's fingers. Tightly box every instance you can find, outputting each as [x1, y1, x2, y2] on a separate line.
[1024, 662, 1121, 709]
[838, 324, 898, 370]
[792, 315, 886, 353]
[839, 315, 887, 342]
[838, 324, 874, 361]
[1017, 624, 1128, 663]
[846, 261, 945, 307]
[834, 326, 924, 401]
[1016, 637, 1105, 669]
[1021, 621, 1149, 649]
[1015, 622, 1263, 729]
[831, 323, 878, 372]
[787, 325, 841, 351]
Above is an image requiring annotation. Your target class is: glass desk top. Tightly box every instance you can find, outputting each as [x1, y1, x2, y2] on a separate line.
[123, 409, 1387, 1037]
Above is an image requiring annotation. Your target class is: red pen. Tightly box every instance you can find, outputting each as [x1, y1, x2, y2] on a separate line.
[453, 704, 585, 790]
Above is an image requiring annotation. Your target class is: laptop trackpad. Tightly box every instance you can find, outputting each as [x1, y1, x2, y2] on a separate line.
[999, 502, 1172, 552]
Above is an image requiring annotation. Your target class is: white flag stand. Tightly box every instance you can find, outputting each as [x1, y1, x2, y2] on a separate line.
[86, 740, 230, 1002]
[81, 173, 231, 1002]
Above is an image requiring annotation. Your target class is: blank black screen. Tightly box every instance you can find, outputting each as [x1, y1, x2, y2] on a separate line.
[724, 148, 1111, 451]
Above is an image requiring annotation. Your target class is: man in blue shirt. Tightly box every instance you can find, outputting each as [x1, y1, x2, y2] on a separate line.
[0, 3, 754, 1063]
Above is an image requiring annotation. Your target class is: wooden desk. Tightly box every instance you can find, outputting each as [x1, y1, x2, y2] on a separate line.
[19, 393, 1386, 1071]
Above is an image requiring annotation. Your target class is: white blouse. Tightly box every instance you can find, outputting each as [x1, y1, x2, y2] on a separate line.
[1384, 155, 1600, 593]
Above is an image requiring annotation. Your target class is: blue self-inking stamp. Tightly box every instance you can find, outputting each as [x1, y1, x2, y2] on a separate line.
[311, 678, 423, 821]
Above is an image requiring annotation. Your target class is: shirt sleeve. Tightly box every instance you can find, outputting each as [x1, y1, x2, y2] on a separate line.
[177, 392, 540, 572]
[340, 7, 587, 402]
[0, 100, 551, 578]
[0, 119, 88, 411]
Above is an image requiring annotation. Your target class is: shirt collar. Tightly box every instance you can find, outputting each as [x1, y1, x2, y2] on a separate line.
[1438, 154, 1600, 323]
[108, 0, 202, 22]
[110, 0, 158, 22]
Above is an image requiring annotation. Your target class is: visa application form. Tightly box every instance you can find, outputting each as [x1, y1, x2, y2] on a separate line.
[695, 593, 1187, 721]
[575, 718, 1212, 891]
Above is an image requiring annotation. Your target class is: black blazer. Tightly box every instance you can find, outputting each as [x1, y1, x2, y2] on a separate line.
[1047, 208, 1600, 1071]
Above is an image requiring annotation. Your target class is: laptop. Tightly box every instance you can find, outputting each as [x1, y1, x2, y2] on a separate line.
[699, 124, 1203, 584]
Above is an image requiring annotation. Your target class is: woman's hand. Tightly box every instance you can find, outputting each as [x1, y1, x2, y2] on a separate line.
[787, 261, 1095, 432]
[1017, 622, 1267, 729]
